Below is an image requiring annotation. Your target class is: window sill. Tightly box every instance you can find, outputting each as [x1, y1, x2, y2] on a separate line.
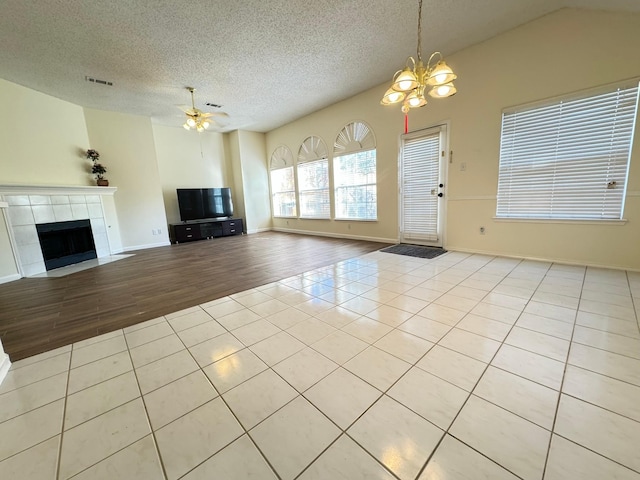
[299, 217, 331, 220]
[334, 218, 378, 222]
[493, 217, 627, 226]
[273, 216, 298, 219]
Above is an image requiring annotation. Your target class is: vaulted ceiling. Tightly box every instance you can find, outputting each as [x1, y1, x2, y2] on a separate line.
[1, 0, 638, 132]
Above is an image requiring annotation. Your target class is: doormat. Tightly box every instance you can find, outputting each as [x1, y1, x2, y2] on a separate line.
[380, 244, 447, 259]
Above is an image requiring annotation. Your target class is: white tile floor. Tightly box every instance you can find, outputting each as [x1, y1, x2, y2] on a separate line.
[1, 250, 640, 479]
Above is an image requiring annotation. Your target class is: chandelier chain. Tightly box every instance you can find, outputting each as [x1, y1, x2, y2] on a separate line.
[417, 0, 423, 61]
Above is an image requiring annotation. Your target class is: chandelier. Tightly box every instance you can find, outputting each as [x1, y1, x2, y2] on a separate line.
[380, 0, 457, 113]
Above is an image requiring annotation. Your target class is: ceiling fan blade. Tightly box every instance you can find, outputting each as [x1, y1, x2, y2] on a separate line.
[201, 111, 229, 118]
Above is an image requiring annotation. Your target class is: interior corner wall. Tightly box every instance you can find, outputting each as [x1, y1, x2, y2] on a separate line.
[83, 108, 169, 250]
[235, 131, 271, 233]
[266, 8, 640, 269]
[226, 131, 247, 227]
[153, 126, 229, 224]
[0, 209, 19, 282]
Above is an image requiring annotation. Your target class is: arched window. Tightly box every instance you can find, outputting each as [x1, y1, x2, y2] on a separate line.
[333, 121, 377, 220]
[269, 145, 296, 217]
[297, 136, 329, 219]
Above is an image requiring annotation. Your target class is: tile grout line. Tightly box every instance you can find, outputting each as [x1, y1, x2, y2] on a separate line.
[164, 315, 284, 480]
[540, 265, 584, 478]
[54, 344, 73, 480]
[122, 327, 170, 480]
[289, 253, 482, 480]
[179, 255, 470, 479]
[413, 256, 538, 480]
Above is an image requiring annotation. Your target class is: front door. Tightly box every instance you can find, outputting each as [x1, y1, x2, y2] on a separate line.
[399, 125, 448, 247]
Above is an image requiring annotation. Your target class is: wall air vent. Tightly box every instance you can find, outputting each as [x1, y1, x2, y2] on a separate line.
[205, 103, 222, 108]
[84, 76, 113, 86]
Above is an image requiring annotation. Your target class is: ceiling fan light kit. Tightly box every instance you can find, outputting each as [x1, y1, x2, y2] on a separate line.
[381, 0, 458, 114]
[181, 87, 224, 132]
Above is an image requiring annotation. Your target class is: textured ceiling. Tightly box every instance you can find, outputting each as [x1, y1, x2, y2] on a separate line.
[1, 0, 639, 133]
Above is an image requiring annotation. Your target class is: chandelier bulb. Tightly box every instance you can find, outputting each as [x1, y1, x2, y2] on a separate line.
[429, 83, 457, 98]
[186, 118, 196, 127]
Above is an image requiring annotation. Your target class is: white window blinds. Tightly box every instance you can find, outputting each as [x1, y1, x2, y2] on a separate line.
[270, 167, 297, 217]
[496, 83, 639, 220]
[298, 159, 330, 218]
[334, 150, 377, 220]
[402, 131, 440, 242]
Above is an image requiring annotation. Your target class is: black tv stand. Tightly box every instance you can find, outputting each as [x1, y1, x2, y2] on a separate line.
[169, 218, 243, 244]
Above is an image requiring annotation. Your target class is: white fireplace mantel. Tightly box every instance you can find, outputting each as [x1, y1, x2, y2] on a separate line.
[0, 184, 117, 196]
[0, 184, 121, 277]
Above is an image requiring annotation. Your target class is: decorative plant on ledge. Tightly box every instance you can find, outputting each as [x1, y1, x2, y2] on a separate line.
[86, 149, 109, 186]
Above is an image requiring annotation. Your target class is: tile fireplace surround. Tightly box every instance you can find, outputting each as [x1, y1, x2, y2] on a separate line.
[0, 185, 118, 278]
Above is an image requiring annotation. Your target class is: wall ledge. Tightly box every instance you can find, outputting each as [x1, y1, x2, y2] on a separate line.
[0, 184, 117, 196]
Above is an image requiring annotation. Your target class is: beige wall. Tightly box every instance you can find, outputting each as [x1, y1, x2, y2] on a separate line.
[84, 108, 169, 250]
[235, 131, 272, 233]
[0, 79, 91, 186]
[153, 126, 230, 224]
[266, 8, 640, 269]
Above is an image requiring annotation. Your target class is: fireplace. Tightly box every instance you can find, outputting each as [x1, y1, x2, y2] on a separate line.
[36, 219, 97, 271]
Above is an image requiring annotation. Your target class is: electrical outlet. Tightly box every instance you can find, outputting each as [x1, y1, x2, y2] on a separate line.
[348, 224, 351, 230]
[480, 226, 485, 235]
[460, 162, 467, 172]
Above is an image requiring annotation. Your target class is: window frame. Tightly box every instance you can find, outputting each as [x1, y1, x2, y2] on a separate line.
[297, 158, 331, 219]
[495, 81, 639, 221]
[333, 148, 378, 221]
[270, 166, 297, 218]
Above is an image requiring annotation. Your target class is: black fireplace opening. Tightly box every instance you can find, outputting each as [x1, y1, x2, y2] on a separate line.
[36, 219, 97, 271]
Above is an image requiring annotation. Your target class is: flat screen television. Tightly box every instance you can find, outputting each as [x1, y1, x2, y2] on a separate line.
[177, 188, 234, 221]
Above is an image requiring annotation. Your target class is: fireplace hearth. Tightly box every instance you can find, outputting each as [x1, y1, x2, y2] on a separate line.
[36, 220, 97, 271]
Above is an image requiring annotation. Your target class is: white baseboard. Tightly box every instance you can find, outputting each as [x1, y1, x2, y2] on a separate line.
[247, 227, 272, 234]
[446, 246, 640, 272]
[0, 273, 21, 284]
[122, 241, 171, 252]
[272, 227, 396, 244]
[0, 353, 11, 386]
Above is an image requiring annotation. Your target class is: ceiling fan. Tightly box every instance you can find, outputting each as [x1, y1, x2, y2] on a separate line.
[179, 87, 228, 132]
